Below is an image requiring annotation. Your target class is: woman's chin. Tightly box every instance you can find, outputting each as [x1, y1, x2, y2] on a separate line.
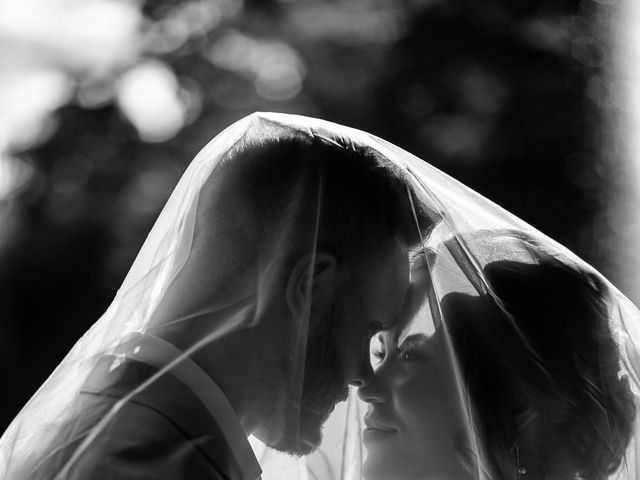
[363, 459, 392, 480]
[363, 441, 402, 480]
[363, 459, 419, 480]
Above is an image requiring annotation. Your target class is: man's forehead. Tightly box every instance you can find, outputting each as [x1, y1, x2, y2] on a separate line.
[370, 236, 410, 269]
[344, 238, 409, 280]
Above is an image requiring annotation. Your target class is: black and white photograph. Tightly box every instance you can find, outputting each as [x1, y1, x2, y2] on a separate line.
[1, 1, 639, 479]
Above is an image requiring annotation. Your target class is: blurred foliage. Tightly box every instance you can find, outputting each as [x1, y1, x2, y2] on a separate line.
[0, 0, 613, 429]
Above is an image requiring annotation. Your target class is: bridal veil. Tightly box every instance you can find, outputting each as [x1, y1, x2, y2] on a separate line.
[1, 112, 638, 480]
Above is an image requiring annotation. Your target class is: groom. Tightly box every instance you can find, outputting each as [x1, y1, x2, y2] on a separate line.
[24, 121, 432, 479]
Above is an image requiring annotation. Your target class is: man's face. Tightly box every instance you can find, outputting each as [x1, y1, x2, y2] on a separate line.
[293, 238, 410, 454]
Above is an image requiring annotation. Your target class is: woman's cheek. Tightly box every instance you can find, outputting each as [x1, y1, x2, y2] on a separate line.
[393, 366, 442, 413]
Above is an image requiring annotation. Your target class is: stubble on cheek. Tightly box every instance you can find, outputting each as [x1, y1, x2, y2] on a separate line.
[297, 303, 349, 447]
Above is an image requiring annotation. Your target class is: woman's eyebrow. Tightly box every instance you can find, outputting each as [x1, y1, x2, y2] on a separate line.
[396, 333, 429, 350]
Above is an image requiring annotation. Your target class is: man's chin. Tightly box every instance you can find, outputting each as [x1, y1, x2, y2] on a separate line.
[265, 413, 325, 456]
[267, 432, 322, 457]
[281, 393, 347, 455]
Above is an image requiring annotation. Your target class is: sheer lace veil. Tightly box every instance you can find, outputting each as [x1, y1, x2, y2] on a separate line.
[0, 112, 638, 480]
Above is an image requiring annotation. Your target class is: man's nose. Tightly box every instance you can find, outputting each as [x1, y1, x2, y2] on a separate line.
[349, 357, 374, 388]
[357, 369, 388, 404]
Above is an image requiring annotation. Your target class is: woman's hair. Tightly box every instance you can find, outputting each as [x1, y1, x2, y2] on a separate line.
[443, 258, 636, 479]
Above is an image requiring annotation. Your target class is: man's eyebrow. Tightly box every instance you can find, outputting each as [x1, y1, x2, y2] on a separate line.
[390, 307, 405, 327]
[378, 314, 400, 331]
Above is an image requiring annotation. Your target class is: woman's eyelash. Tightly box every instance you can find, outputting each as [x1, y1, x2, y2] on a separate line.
[398, 346, 429, 362]
[396, 334, 431, 362]
[399, 350, 417, 361]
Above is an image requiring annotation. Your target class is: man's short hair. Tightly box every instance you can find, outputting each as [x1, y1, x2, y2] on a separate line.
[197, 128, 434, 263]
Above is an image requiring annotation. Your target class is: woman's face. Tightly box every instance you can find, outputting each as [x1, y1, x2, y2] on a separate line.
[359, 326, 472, 480]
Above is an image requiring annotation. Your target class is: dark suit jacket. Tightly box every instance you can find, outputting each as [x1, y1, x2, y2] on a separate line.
[20, 356, 256, 480]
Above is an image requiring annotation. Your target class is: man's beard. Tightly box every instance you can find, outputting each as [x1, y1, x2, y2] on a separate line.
[268, 304, 349, 456]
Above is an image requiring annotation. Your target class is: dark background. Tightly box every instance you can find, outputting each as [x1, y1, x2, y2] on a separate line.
[0, 0, 628, 431]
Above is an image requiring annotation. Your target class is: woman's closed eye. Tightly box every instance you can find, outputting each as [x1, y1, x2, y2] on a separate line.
[397, 347, 427, 362]
[397, 334, 432, 363]
[371, 333, 433, 366]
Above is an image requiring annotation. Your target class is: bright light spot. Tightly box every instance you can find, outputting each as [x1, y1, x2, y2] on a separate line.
[0, 150, 35, 201]
[619, 0, 640, 195]
[0, 69, 73, 151]
[0, 0, 142, 75]
[627, 6, 640, 131]
[207, 30, 306, 101]
[116, 61, 186, 142]
[207, 31, 254, 71]
[255, 63, 303, 101]
[0, 0, 143, 151]
[610, 0, 640, 302]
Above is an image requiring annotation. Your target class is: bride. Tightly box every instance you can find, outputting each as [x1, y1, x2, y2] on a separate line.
[361, 233, 636, 480]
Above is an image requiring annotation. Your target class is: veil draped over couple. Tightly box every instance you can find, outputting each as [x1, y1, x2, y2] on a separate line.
[1, 112, 640, 480]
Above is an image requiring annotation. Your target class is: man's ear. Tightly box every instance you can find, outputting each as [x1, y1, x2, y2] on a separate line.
[286, 252, 338, 318]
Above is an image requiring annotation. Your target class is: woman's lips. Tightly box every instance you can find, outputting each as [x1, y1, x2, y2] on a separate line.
[363, 416, 397, 441]
[363, 426, 397, 442]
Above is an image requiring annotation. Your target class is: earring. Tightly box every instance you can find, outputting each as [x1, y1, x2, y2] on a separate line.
[511, 436, 527, 478]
